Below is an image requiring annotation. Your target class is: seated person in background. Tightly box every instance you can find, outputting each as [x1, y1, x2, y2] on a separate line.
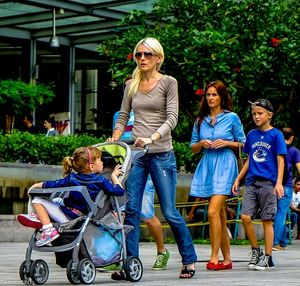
[185, 197, 235, 239]
[44, 116, 58, 136]
[290, 177, 300, 239]
[17, 146, 125, 247]
[22, 114, 39, 134]
[185, 196, 207, 223]
[185, 197, 210, 239]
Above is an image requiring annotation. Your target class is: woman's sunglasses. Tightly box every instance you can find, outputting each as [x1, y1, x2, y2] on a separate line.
[134, 52, 155, 60]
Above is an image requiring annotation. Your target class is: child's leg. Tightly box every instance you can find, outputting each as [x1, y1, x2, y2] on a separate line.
[241, 214, 258, 247]
[32, 203, 51, 225]
[31, 197, 66, 247]
[32, 197, 69, 224]
[240, 184, 260, 248]
[257, 180, 277, 254]
[262, 220, 273, 255]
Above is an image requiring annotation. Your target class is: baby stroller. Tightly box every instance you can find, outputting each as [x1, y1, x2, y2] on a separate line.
[19, 141, 145, 285]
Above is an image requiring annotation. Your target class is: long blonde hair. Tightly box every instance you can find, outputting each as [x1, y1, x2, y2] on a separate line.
[128, 37, 165, 98]
[62, 146, 101, 176]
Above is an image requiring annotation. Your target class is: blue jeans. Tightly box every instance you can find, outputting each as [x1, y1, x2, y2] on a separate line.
[273, 186, 293, 247]
[124, 151, 197, 265]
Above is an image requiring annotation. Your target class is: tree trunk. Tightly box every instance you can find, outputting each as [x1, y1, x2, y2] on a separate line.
[4, 113, 15, 134]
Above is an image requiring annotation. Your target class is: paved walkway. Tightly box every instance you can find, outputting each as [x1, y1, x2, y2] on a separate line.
[1, 240, 299, 285]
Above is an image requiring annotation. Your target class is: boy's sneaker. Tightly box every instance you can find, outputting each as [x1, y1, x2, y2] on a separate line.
[17, 213, 42, 229]
[36, 227, 59, 247]
[253, 254, 275, 271]
[152, 249, 170, 270]
[248, 247, 263, 270]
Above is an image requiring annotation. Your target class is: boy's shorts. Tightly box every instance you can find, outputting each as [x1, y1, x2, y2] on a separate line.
[140, 176, 155, 220]
[241, 179, 277, 220]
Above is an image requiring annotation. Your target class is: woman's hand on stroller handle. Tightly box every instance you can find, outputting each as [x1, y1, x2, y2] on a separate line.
[106, 129, 123, 142]
[134, 137, 152, 148]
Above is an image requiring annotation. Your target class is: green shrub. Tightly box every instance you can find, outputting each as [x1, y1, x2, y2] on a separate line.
[0, 131, 106, 165]
[0, 131, 200, 172]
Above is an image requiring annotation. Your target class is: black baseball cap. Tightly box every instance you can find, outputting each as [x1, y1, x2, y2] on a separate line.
[248, 99, 274, 112]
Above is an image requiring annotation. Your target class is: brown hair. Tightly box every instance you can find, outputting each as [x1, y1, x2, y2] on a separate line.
[62, 146, 101, 176]
[282, 127, 294, 140]
[195, 80, 232, 129]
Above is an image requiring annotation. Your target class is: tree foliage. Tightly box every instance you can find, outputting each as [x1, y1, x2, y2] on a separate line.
[98, 0, 300, 139]
[0, 79, 55, 133]
[0, 79, 55, 114]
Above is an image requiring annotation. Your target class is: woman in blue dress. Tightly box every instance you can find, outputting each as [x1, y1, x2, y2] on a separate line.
[190, 80, 246, 270]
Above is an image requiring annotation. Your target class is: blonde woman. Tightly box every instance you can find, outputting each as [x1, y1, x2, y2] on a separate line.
[108, 37, 197, 279]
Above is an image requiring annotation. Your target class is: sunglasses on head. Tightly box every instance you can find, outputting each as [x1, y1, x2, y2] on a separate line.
[134, 52, 155, 60]
[248, 99, 274, 112]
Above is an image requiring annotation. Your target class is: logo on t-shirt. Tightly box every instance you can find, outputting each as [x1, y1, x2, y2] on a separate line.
[253, 147, 267, 162]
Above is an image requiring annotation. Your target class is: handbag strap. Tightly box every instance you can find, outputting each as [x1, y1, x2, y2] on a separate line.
[238, 142, 242, 159]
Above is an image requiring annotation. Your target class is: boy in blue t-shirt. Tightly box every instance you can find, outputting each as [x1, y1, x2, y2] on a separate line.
[232, 99, 287, 271]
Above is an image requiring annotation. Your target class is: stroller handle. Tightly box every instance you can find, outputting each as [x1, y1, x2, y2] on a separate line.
[117, 136, 149, 164]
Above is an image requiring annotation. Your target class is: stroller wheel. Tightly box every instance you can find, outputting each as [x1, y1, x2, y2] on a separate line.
[66, 260, 81, 285]
[19, 260, 33, 284]
[124, 256, 143, 282]
[77, 258, 96, 284]
[29, 259, 49, 285]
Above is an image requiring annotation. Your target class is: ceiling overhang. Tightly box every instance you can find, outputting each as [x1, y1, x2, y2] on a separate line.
[0, 0, 154, 50]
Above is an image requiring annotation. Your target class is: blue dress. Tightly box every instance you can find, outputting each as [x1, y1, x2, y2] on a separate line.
[190, 111, 246, 198]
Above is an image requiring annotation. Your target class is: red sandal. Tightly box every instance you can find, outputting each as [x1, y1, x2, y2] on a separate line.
[206, 261, 233, 270]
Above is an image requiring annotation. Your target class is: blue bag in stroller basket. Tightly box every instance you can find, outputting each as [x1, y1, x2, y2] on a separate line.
[84, 212, 123, 265]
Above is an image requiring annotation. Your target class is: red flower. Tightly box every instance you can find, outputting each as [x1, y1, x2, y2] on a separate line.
[195, 88, 205, 96]
[271, 38, 281, 47]
[127, 53, 133, 60]
[233, 66, 241, 73]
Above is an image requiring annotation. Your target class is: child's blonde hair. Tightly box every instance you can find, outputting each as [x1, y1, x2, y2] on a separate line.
[62, 146, 101, 175]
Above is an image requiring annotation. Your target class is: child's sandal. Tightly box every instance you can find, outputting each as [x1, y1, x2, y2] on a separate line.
[179, 266, 195, 279]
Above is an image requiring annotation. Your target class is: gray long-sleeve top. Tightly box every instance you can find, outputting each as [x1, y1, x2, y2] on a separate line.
[114, 75, 178, 153]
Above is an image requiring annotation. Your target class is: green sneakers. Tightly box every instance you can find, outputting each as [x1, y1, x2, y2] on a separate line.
[152, 249, 170, 270]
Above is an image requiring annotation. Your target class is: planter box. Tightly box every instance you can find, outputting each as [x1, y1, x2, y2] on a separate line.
[0, 162, 62, 214]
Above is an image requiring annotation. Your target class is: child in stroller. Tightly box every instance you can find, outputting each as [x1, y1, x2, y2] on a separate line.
[18, 146, 124, 247]
[18, 142, 144, 285]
